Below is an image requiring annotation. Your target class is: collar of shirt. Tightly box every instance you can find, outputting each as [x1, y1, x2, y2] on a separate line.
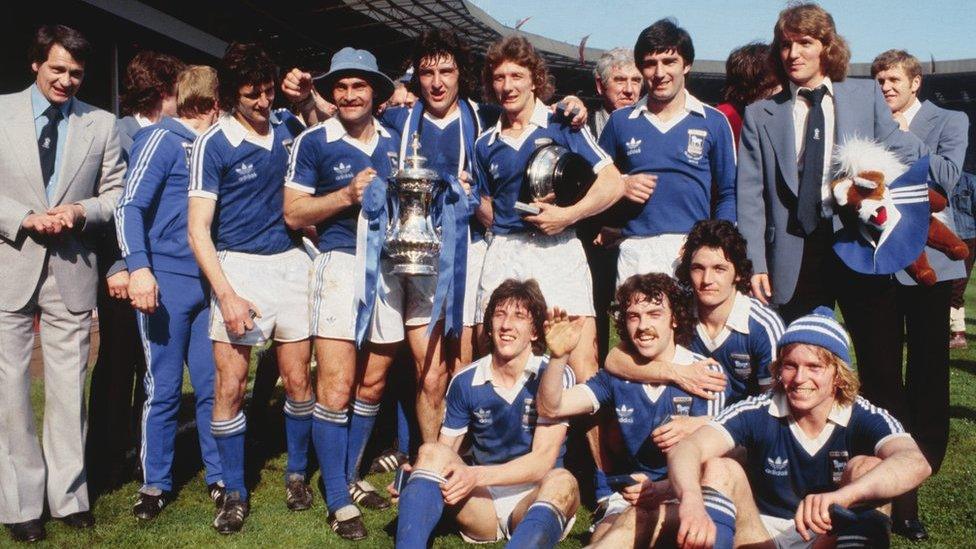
[486, 98, 550, 146]
[697, 291, 752, 348]
[767, 391, 854, 426]
[788, 77, 835, 102]
[218, 110, 283, 150]
[627, 89, 706, 121]
[173, 117, 202, 137]
[31, 83, 72, 123]
[423, 106, 461, 130]
[903, 98, 923, 127]
[470, 353, 544, 386]
[135, 113, 154, 128]
[322, 116, 391, 158]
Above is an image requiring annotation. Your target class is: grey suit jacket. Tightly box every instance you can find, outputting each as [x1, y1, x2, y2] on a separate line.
[0, 87, 125, 312]
[893, 100, 969, 285]
[736, 78, 927, 304]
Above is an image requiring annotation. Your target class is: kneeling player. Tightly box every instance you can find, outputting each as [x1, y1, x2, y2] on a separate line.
[537, 273, 732, 547]
[394, 279, 579, 548]
[668, 307, 932, 548]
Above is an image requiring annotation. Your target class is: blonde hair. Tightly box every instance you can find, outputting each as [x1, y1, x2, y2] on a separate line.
[770, 343, 860, 406]
[176, 65, 218, 118]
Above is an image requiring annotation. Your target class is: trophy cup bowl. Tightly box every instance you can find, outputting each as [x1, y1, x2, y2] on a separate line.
[384, 134, 442, 276]
[516, 143, 596, 217]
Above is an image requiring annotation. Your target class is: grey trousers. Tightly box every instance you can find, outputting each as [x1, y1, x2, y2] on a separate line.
[0, 266, 91, 523]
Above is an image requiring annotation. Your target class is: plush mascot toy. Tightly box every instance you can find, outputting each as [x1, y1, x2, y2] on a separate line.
[830, 138, 968, 285]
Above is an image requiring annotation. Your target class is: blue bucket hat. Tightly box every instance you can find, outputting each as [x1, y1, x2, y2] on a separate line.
[778, 306, 853, 367]
[316, 47, 395, 105]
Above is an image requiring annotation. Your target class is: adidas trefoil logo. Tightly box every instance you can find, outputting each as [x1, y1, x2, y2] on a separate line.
[235, 162, 256, 182]
[625, 137, 642, 155]
[474, 408, 493, 424]
[333, 162, 351, 174]
[765, 456, 789, 476]
[615, 404, 635, 423]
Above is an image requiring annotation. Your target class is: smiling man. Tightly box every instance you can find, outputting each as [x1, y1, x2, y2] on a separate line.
[668, 307, 932, 548]
[187, 43, 311, 534]
[537, 273, 730, 544]
[393, 279, 579, 548]
[599, 19, 737, 284]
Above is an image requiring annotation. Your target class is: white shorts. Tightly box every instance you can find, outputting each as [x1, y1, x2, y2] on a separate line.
[463, 238, 489, 326]
[616, 233, 687, 286]
[459, 482, 577, 543]
[209, 248, 311, 345]
[310, 251, 436, 343]
[475, 231, 595, 323]
[760, 514, 819, 549]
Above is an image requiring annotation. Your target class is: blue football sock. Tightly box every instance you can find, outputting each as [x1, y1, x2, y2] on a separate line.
[283, 397, 314, 480]
[211, 412, 247, 500]
[702, 486, 737, 549]
[594, 468, 612, 502]
[312, 404, 352, 513]
[506, 501, 566, 549]
[347, 399, 381, 483]
[395, 469, 446, 548]
[396, 398, 411, 455]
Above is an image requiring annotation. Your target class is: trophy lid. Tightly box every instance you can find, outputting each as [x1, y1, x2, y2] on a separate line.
[398, 132, 439, 181]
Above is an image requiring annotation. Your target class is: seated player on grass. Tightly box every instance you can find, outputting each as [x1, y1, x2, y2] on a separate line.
[537, 273, 732, 546]
[667, 307, 932, 548]
[605, 220, 785, 404]
[393, 279, 580, 548]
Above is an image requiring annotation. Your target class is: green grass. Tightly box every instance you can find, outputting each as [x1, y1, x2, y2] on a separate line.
[22, 280, 976, 548]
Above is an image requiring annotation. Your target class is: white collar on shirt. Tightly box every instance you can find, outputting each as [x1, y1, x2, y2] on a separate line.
[767, 391, 853, 426]
[322, 116, 391, 156]
[135, 113, 154, 128]
[423, 106, 461, 129]
[789, 77, 835, 102]
[696, 292, 752, 352]
[627, 89, 706, 120]
[471, 353, 545, 404]
[903, 98, 923, 127]
[486, 98, 551, 146]
[643, 345, 697, 401]
[218, 110, 283, 151]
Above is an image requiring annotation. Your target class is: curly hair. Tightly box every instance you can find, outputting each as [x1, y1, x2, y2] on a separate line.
[218, 42, 278, 112]
[675, 220, 753, 294]
[770, 2, 850, 84]
[482, 35, 555, 104]
[722, 42, 778, 107]
[409, 28, 478, 100]
[484, 278, 548, 356]
[121, 51, 186, 117]
[29, 24, 91, 66]
[770, 343, 860, 406]
[634, 18, 695, 67]
[611, 273, 694, 352]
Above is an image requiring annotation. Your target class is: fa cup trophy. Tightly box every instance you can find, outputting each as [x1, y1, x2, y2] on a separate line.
[384, 133, 442, 275]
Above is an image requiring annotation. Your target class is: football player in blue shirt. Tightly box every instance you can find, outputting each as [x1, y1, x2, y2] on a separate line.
[187, 43, 312, 534]
[282, 46, 401, 540]
[116, 65, 224, 520]
[668, 308, 932, 548]
[537, 273, 733, 546]
[598, 19, 736, 281]
[604, 220, 785, 404]
[393, 279, 580, 548]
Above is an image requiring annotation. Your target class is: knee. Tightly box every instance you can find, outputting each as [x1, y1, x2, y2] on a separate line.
[701, 457, 746, 495]
[280, 368, 311, 396]
[842, 455, 882, 485]
[538, 468, 580, 514]
[214, 376, 244, 406]
[418, 362, 449, 395]
[415, 441, 455, 471]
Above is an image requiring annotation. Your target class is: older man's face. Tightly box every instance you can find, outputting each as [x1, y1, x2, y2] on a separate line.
[599, 64, 642, 111]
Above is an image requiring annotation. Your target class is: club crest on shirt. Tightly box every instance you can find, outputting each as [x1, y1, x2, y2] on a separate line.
[765, 456, 789, 476]
[615, 404, 635, 423]
[625, 137, 642, 156]
[235, 162, 257, 183]
[671, 396, 693, 417]
[474, 407, 493, 425]
[333, 162, 353, 181]
[685, 129, 707, 162]
[521, 398, 538, 430]
[731, 353, 753, 380]
[180, 142, 193, 169]
[489, 163, 500, 179]
[828, 450, 849, 484]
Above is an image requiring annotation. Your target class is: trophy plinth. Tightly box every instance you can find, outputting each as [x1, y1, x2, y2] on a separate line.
[385, 133, 442, 276]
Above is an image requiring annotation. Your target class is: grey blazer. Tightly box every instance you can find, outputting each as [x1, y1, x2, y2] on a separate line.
[0, 87, 125, 312]
[893, 100, 969, 285]
[736, 78, 927, 304]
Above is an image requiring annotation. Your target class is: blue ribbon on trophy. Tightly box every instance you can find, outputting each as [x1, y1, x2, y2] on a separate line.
[354, 176, 390, 346]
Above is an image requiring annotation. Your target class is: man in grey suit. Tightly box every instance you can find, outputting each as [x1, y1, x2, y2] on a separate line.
[0, 25, 124, 543]
[870, 48, 969, 540]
